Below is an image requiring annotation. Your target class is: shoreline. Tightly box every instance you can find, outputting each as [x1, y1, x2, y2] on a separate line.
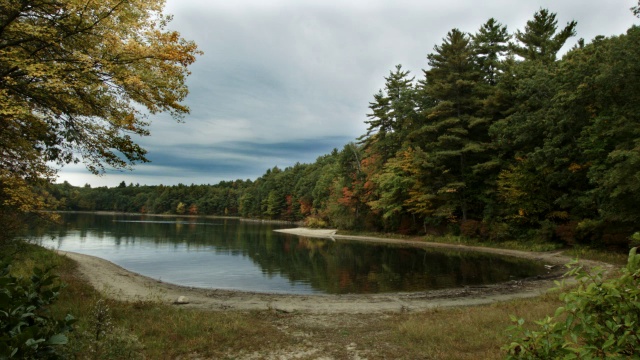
[56, 227, 612, 314]
[52, 210, 299, 225]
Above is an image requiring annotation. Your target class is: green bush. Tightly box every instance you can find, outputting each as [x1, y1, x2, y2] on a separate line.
[0, 264, 74, 359]
[304, 215, 329, 229]
[503, 247, 640, 359]
[630, 232, 640, 249]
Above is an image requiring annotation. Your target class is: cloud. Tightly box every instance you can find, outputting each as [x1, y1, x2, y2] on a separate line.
[58, 136, 352, 187]
[56, 0, 639, 187]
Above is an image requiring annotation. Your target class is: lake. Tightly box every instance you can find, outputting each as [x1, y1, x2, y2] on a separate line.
[28, 213, 547, 295]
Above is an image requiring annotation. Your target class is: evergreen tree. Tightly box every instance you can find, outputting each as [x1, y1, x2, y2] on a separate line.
[416, 28, 486, 221]
[472, 18, 510, 86]
[359, 65, 418, 162]
[511, 8, 577, 63]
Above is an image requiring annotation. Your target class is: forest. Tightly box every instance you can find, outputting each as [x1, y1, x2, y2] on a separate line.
[50, 9, 640, 248]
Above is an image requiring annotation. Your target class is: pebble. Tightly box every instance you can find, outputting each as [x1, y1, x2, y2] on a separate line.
[174, 296, 190, 304]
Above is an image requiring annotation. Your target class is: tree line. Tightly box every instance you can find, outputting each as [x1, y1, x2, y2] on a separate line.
[51, 8, 640, 248]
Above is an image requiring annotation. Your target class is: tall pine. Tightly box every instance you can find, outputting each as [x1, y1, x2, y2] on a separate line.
[359, 64, 418, 163]
[415, 29, 486, 221]
[472, 18, 510, 86]
[511, 8, 577, 63]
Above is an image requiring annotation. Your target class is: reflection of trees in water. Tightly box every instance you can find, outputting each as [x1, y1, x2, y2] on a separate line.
[238, 232, 544, 294]
[31, 213, 546, 294]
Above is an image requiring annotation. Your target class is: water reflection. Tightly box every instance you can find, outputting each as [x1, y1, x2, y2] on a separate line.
[27, 213, 547, 294]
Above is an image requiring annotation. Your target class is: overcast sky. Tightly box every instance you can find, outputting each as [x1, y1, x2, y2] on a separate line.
[57, 0, 639, 187]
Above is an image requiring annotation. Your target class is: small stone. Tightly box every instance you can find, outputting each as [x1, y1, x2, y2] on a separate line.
[174, 296, 189, 304]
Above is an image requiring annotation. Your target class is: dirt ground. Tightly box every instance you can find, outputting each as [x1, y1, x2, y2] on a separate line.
[57, 227, 608, 314]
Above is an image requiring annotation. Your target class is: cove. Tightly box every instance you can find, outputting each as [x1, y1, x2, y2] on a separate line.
[28, 213, 547, 295]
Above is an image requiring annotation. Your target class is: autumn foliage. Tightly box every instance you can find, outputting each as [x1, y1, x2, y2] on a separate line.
[0, 0, 200, 241]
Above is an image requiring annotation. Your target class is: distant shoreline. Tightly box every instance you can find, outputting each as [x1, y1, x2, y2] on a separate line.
[50, 210, 299, 225]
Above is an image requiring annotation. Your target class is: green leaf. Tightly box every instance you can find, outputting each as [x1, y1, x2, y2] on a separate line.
[602, 335, 615, 349]
[46, 333, 68, 345]
[554, 306, 565, 317]
[25, 337, 45, 347]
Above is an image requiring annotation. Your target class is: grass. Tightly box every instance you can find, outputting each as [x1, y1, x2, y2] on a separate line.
[340, 229, 633, 262]
[338, 229, 564, 252]
[51, 259, 287, 359]
[562, 245, 629, 265]
[421, 234, 563, 252]
[5, 240, 630, 359]
[390, 293, 563, 359]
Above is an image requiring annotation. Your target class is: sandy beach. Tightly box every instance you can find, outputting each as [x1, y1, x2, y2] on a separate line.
[57, 228, 607, 314]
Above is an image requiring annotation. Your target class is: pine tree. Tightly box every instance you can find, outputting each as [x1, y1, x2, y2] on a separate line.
[359, 65, 417, 162]
[472, 18, 510, 86]
[511, 8, 577, 63]
[416, 29, 486, 221]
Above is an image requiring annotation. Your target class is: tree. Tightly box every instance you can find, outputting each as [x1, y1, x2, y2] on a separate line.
[488, 60, 561, 225]
[359, 65, 418, 162]
[492, 25, 640, 238]
[511, 8, 576, 63]
[571, 27, 640, 224]
[417, 28, 486, 221]
[0, 0, 200, 235]
[471, 18, 510, 86]
[488, 10, 577, 228]
[176, 201, 186, 215]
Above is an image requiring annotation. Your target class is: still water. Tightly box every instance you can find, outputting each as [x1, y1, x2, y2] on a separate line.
[28, 213, 546, 295]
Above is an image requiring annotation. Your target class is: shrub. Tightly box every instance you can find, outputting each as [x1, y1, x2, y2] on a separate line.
[304, 215, 328, 229]
[630, 232, 640, 249]
[503, 247, 640, 359]
[487, 221, 511, 242]
[574, 219, 603, 245]
[0, 264, 75, 359]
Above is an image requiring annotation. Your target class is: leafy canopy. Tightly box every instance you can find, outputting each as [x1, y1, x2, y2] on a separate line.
[0, 0, 200, 222]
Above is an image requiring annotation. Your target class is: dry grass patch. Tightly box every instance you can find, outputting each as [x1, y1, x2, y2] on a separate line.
[46, 250, 287, 359]
[393, 293, 563, 360]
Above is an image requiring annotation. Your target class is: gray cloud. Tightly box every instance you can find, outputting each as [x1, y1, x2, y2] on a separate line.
[59, 136, 352, 186]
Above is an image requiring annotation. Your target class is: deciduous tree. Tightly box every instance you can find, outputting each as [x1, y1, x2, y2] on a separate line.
[0, 0, 200, 236]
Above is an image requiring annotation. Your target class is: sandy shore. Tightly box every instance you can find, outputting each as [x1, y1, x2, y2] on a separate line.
[57, 228, 608, 314]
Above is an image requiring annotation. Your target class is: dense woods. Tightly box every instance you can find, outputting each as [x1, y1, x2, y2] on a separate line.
[50, 9, 640, 248]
